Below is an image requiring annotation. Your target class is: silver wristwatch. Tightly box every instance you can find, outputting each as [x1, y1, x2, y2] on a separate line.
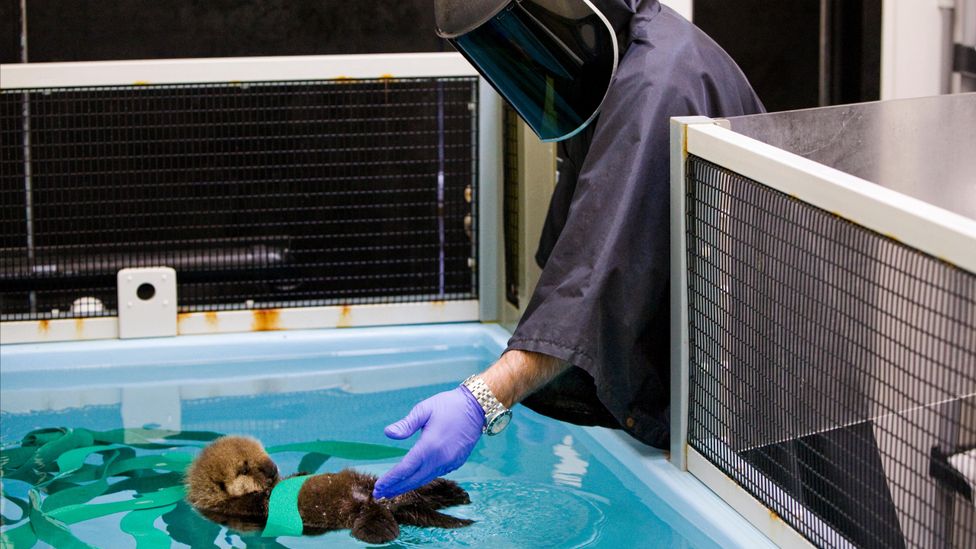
[462, 374, 512, 436]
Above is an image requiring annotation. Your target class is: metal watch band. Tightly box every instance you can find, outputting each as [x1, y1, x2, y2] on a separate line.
[462, 374, 508, 418]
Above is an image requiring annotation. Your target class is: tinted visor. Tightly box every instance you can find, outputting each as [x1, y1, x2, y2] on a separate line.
[451, 0, 618, 142]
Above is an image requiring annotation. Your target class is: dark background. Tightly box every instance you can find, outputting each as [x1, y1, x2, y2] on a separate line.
[0, 1, 884, 319]
[694, 0, 882, 111]
[0, 0, 447, 63]
[2, 0, 882, 112]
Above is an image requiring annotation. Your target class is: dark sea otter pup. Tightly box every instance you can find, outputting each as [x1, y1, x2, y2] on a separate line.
[185, 436, 473, 543]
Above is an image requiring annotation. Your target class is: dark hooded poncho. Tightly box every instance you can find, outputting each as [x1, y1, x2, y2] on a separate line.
[507, 0, 764, 449]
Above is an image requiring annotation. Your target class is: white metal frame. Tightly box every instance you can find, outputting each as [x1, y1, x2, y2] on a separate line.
[669, 116, 706, 472]
[686, 123, 976, 274]
[669, 115, 976, 548]
[0, 53, 477, 89]
[0, 53, 493, 344]
[0, 300, 480, 344]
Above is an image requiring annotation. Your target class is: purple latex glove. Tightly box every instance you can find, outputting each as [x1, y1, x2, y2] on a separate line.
[372, 385, 485, 499]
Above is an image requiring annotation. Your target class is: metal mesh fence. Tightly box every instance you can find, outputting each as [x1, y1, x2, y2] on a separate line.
[684, 155, 976, 548]
[503, 105, 520, 308]
[0, 77, 479, 320]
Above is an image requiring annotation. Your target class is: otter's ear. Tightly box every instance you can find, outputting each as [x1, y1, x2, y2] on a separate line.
[351, 504, 399, 544]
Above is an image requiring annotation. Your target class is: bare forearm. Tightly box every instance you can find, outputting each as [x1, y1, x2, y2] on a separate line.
[480, 350, 569, 408]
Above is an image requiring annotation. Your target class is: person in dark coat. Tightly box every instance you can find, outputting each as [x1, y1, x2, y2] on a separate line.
[373, 0, 765, 500]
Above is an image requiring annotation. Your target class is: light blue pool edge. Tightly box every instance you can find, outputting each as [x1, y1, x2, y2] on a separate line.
[0, 322, 775, 548]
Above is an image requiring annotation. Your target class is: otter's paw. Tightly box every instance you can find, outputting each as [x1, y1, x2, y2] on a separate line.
[415, 478, 471, 508]
[394, 506, 474, 529]
[351, 504, 399, 544]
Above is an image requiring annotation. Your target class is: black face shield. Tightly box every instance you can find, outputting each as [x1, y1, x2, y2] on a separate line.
[436, 0, 618, 142]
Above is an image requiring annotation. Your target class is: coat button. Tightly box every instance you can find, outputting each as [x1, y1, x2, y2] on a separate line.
[625, 417, 635, 429]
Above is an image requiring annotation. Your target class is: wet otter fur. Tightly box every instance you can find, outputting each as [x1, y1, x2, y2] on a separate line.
[184, 436, 473, 543]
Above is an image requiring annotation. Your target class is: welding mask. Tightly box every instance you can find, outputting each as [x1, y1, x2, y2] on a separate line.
[436, 0, 619, 142]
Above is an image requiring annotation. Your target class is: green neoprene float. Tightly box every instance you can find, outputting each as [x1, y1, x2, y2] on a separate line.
[261, 475, 312, 538]
[0, 427, 406, 548]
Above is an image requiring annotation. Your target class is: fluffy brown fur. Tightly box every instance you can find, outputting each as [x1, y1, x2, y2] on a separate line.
[184, 436, 473, 543]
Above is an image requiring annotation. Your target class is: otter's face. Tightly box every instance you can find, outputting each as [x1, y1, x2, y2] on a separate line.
[185, 436, 279, 510]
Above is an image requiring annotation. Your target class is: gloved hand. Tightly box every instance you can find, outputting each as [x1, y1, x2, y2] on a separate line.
[372, 385, 485, 499]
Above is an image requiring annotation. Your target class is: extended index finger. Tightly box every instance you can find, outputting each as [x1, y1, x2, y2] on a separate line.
[372, 442, 427, 498]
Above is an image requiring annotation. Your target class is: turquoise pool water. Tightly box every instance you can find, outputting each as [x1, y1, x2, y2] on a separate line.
[0, 324, 766, 548]
[3, 382, 695, 548]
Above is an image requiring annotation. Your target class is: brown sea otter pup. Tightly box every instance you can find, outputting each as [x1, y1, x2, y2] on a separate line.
[185, 436, 473, 543]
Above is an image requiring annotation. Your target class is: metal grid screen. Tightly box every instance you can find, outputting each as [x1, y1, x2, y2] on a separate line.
[503, 105, 520, 308]
[684, 155, 976, 548]
[0, 77, 479, 320]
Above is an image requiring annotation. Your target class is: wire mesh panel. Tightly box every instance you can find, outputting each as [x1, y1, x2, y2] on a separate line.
[684, 155, 976, 548]
[0, 77, 479, 320]
[503, 105, 520, 308]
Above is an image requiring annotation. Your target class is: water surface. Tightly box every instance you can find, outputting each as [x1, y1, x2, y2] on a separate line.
[2, 355, 699, 548]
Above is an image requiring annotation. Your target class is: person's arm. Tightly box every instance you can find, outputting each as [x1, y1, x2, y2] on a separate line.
[481, 350, 568, 408]
[371, 350, 567, 499]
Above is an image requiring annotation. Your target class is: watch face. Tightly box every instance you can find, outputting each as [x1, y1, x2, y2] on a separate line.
[487, 410, 512, 435]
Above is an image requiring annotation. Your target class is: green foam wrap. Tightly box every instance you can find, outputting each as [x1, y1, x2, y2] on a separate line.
[0, 427, 406, 547]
